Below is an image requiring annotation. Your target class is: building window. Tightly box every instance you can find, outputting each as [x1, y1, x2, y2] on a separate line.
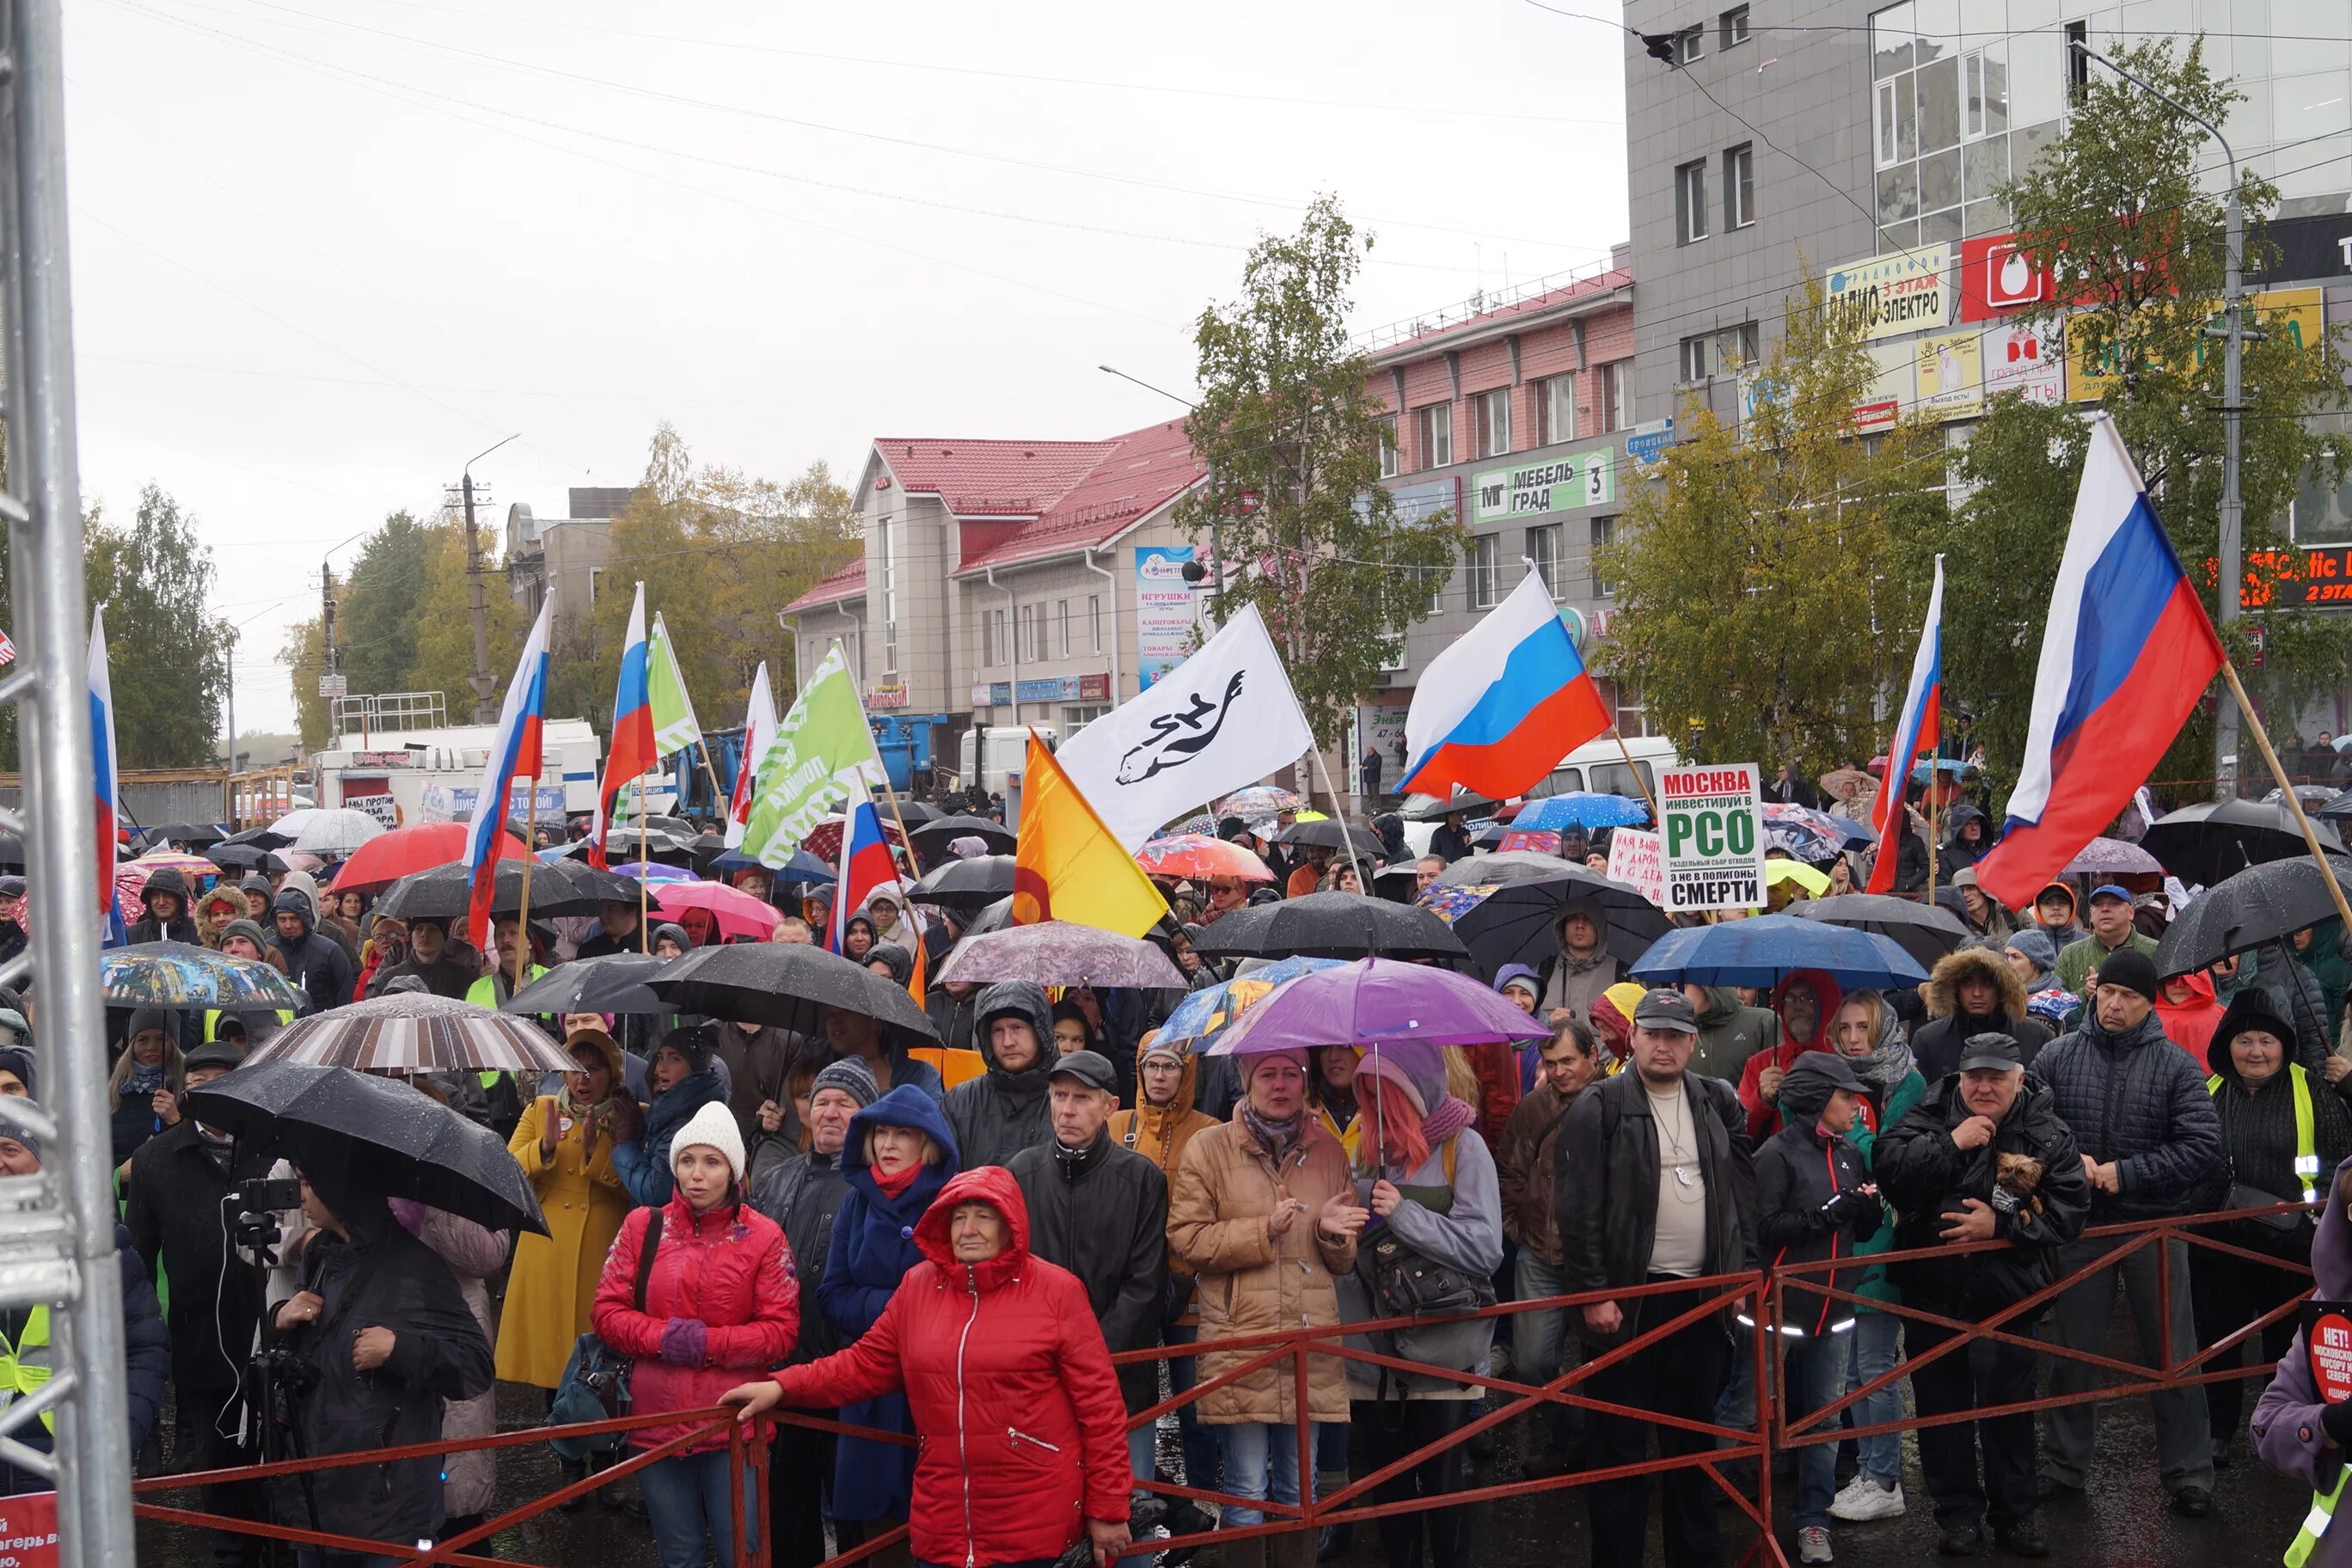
[1528, 524, 1562, 599]
[1718, 322, 1761, 373]
[1675, 159, 1709, 245]
[1719, 4, 1749, 47]
[1062, 703, 1108, 733]
[1539, 375, 1577, 445]
[1602, 361, 1632, 432]
[1378, 413, 1400, 479]
[1590, 516, 1617, 598]
[1674, 24, 1705, 64]
[586, 567, 603, 604]
[982, 609, 996, 667]
[1087, 594, 1103, 652]
[1416, 402, 1453, 469]
[879, 516, 899, 674]
[1474, 388, 1512, 458]
[1466, 535, 1498, 609]
[1679, 334, 1711, 384]
[1724, 143, 1755, 229]
[1416, 563, 1444, 616]
[2065, 20, 2088, 101]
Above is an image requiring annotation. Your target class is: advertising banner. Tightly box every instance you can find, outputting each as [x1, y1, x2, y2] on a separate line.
[1914, 330, 1984, 420]
[1473, 448, 1615, 522]
[1657, 764, 1766, 912]
[1134, 545, 1198, 689]
[1981, 320, 2067, 406]
[1825, 247, 1953, 342]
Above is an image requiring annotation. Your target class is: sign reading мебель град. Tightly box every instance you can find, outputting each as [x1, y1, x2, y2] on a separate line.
[1473, 449, 1614, 523]
[1658, 764, 1766, 912]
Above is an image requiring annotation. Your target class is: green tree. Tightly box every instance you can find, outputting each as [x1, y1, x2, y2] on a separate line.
[408, 515, 528, 714]
[281, 615, 329, 752]
[1600, 280, 1945, 773]
[89, 486, 234, 768]
[1175, 196, 1461, 746]
[334, 510, 431, 699]
[1938, 38, 2350, 786]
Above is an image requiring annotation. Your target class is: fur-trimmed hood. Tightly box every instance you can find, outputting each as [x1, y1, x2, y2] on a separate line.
[1924, 944, 2025, 1023]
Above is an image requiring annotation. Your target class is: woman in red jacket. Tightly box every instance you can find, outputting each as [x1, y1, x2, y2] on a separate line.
[592, 1101, 799, 1568]
[721, 1166, 1134, 1568]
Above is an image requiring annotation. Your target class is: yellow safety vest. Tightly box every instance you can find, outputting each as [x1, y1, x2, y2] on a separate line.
[466, 966, 548, 1011]
[0, 1306, 53, 1435]
[2288, 1467, 2349, 1567]
[2208, 1063, 2323, 1202]
[204, 1008, 294, 1044]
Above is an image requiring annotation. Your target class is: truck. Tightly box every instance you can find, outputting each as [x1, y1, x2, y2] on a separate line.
[868, 714, 951, 796]
[309, 713, 641, 828]
[959, 725, 1056, 799]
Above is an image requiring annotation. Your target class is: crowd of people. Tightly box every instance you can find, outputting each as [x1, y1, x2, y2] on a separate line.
[30, 763, 2352, 1568]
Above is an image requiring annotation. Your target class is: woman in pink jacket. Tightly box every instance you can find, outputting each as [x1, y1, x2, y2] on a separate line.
[592, 1100, 799, 1568]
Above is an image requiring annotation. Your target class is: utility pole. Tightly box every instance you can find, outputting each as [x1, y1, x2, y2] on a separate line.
[459, 434, 520, 724]
[2079, 45, 2247, 799]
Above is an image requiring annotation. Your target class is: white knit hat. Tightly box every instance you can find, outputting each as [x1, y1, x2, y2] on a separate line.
[671, 1100, 745, 1185]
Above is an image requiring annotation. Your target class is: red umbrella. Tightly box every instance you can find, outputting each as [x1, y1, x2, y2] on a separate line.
[330, 822, 527, 895]
[1135, 834, 1273, 883]
[648, 879, 785, 943]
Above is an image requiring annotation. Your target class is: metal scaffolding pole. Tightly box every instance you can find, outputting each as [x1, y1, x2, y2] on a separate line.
[0, 2, 140, 1564]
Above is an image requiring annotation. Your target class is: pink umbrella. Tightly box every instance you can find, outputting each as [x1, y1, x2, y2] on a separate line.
[113, 852, 224, 927]
[647, 879, 781, 943]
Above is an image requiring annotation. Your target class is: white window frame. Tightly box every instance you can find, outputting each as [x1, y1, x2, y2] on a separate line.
[1675, 159, 1710, 245]
[1057, 598, 1070, 658]
[1474, 388, 1512, 459]
[1378, 413, 1400, 479]
[1467, 535, 1498, 610]
[1679, 334, 1711, 383]
[1087, 594, 1103, 653]
[1540, 374, 1577, 445]
[1417, 402, 1454, 469]
[1590, 516, 1617, 598]
[1675, 24, 1705, 64]
[1724, 143, 1755, 230]
[1529, 524, 1562, 600]
[1720, 4, 1749, 47]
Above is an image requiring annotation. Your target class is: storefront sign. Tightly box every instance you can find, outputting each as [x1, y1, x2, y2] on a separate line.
[1657, 764, 1766, 912]
[1013, 674, 1113, 703]
[2260, 212, 2352, 283]
[1914, 330, 1984, 420]
[866, 681, 910, 710]
[2068, 288, 2324, 399]
[1957, 234, 2051, 321]
[1135, 545, 1197, 689]
[1473, 449, 1614, 522]
[971, 681, 1011, 707]
[1825, 246, 1953, 342]
[2202, 545, 2352, 609]
[1981, 320, 2067, 406]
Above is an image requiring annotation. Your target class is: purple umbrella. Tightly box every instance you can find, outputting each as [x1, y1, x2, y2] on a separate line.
[1208, 957, 1554, 1056]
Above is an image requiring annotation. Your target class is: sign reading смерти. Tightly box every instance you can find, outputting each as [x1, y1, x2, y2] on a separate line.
[1658, 763, 1767, 912]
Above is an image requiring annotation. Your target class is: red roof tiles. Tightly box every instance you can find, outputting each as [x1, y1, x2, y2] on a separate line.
[783, 554, 867, 614]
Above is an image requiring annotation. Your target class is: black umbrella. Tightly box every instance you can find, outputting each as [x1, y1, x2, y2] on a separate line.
[207, 842, 288, 874]
[1438, 869, 1669, 976]
[1400, 792, 1503, 823]
[1273, 819, 1387, 857]
[1432, 850, 1581, 889]
[375, 860, 606, 922]
[219, 824, 293, 850]
[2141, 799, 2347, 887]
[503, 952, 676, 1016]
[644, 942, 941, 1039]
[141, 822, 226, 850]
[2319, 790, 2352, 824]
[0, 833, 24, 872]
[910, 815, 1016, 859]
[909, 854, 1014, 912]
[1791, 893, 1972, 971]
[883, 799, 943, 827]
[2153, 856, 2352, 977]
[1191, 891, 1469, 962]
[187, 1060, 548, 1235]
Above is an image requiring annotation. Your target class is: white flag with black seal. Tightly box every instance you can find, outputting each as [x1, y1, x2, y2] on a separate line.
[1055, 601, 1315, 851]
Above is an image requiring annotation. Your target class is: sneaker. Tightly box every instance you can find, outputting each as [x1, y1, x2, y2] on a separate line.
[1798, 1525, 1834, 1565]
[1935, 1525, 1983, 1558]
[1994, 1519, 2050, 1559]
[1828, 1476, 1906, 1522]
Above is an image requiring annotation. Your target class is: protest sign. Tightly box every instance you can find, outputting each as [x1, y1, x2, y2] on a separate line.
[2306, 1302, 2352, 1403]
[1657, 765, 1765, 912]
[0, 1490, 56, 1568]
[1605, 826, 1666, 906]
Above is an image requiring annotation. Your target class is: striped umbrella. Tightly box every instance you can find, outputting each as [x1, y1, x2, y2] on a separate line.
[241, 993, 580, 1075]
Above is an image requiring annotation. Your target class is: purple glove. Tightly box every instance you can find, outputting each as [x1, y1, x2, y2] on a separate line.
[659, 1316, 708, 1367]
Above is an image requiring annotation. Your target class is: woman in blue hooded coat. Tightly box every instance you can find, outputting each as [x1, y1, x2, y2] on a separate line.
[818, 1084, 960, 1552]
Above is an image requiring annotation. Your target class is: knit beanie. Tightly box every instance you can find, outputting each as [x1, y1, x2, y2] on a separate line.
[0, 1044, 34, 1099]
[2097, 946, 2161, 1003]
[654, 1024, 717, 1074]
[810, 1057, 880, 1109]
[2005, 928, 2059, 974]
[0, 1096, 40, 1160]
[671, 1099, 745, 1185]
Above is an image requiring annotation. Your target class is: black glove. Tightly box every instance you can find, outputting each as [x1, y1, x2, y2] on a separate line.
[1817, 1191, 1856, 1228]
[2324, 1400, 2352, 1449]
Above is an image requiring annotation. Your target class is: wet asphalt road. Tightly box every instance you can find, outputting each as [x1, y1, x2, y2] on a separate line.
[133, 1367, 2313, 1568]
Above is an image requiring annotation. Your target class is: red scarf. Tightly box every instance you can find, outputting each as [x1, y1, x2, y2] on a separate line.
[870, 1159, 922, 1199]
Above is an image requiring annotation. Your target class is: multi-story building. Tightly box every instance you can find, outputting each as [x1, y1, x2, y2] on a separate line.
[504, 486, 644, 639]
[1357, 251, 1645, 767]
[781, 420, 1207, 752]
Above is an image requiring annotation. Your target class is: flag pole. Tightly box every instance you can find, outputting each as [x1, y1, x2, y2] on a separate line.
[874, 774, 925, 997]
[638, 783, 651, 953]
[1307, 744, 1370, 888]
[515, 786, 536, 995]
[1609, 726, 1663, 819]
[1927, 776, 1939, 903]
[2216, 658, 2352, 934]
[695, 738, 726, 821]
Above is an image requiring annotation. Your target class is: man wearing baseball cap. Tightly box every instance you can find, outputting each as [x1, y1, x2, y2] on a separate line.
[1554, 988, 1755, 1568]
[2033, 946, 2222, 1516]
[1008, 1049, 1171, 1501]
[2054, 884, 2159, 997]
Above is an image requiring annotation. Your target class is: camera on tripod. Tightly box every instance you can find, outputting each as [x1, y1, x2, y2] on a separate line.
[232, 1176, 303, 1264]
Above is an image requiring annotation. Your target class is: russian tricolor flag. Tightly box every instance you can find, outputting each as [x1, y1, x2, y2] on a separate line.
[1865, 556, 1945, 895]
[1975, 415, 2224, 910]
[89, 606, 122, 928]
[830, 799, 902, 953]
[1400, 570, 1613, 802]
[590, 584, 655, 869]
[465, 601, 554, 952]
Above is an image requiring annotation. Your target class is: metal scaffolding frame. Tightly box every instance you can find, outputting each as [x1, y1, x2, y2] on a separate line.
[0, 3, 140, 1564]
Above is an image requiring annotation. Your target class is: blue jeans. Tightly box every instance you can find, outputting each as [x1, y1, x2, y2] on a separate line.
[1512, 1253, 1578, 1449]
[1165, 1322, 1222, 1496]
[1216, 1422, 1308, 1530]
[1844, 1311, 1902, 1485]
[1787, 1333, 1849, 1532]
[639, 1449, 758, 1568]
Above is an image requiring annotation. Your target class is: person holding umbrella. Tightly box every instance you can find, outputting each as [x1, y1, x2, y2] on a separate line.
[372, 915, 479, 1000]
[108, 1008, 184, 1169]
[615, 1026, 732, 1209]
[1536, 903, 1626, 1028]
[1912, 946, 2054, 1083]
[1736, 971, 1843, 1140]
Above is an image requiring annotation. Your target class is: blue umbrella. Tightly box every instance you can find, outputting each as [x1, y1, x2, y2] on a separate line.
[1909, 757, 1974, 781]
[1511, 793, 1651, 833]
[1157, 956, 1349, 1054]
[1628, 913, 1928, 990]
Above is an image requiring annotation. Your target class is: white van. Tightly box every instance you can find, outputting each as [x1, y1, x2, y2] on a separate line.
[958, 724, 1056, 799]
[1524, 732, 1687, 805]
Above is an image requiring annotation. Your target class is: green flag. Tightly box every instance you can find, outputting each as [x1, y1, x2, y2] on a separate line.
[743, 643, 881, 867]
[646, 612, 703, 757]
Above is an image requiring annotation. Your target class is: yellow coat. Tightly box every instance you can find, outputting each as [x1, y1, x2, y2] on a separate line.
[494, 1095, 630, 1389]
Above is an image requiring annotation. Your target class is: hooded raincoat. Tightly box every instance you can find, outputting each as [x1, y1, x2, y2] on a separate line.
[2254, 1156, 2352, 1567]
[1736, 969, 1844, 1139]
[941, 982, 1059, 1168]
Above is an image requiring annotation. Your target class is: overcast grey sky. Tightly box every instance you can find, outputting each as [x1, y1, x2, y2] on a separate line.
[62, 0, 1630, 733]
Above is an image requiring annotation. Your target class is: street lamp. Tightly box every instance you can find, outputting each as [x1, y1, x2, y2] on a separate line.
[2074, 42, 2247, 799]
[1099, 364, 1226, 625]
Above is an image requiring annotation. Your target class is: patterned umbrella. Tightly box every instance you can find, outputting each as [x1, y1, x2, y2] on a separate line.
[242, 993, 580, 1075]
[100, 941, 304, 1010]
[1136, 835, 1274, 883]
[1156, 955, 1350, 1054]
[1761, 802, 1875, 864]
[1430, 849, 1582, 889]
[1161, 812, 1220, 839]
[800, 815, 912, 867]
[935, 922, 1185, 989]
[2061, 836, 2165, 877]
[1511, 793, 1650, 833]
[113, 852, 224, 926]
[1216, 786, 1304, 819]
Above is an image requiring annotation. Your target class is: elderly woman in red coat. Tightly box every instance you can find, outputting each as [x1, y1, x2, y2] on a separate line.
[722, 1166, 1134, 1568]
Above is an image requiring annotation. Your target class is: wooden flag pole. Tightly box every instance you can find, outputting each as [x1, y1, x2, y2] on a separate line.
[1610, 726, 1663, 820]
[2217, 658, 2352, 934]
[695, 737, 726, 820]
[873, 776, 926, 997]
[1307, 744, 1371, 889]
[637, 793, 651, 953]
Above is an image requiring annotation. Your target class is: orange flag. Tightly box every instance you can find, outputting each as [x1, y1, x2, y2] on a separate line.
[1012, 732, 1168, 936]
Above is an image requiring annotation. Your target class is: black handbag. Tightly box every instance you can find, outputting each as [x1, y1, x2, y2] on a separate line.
[549, 1209, 664, 1436]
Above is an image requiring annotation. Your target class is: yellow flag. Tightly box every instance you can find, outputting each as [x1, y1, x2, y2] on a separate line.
[1013, 732, 1169, 937]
